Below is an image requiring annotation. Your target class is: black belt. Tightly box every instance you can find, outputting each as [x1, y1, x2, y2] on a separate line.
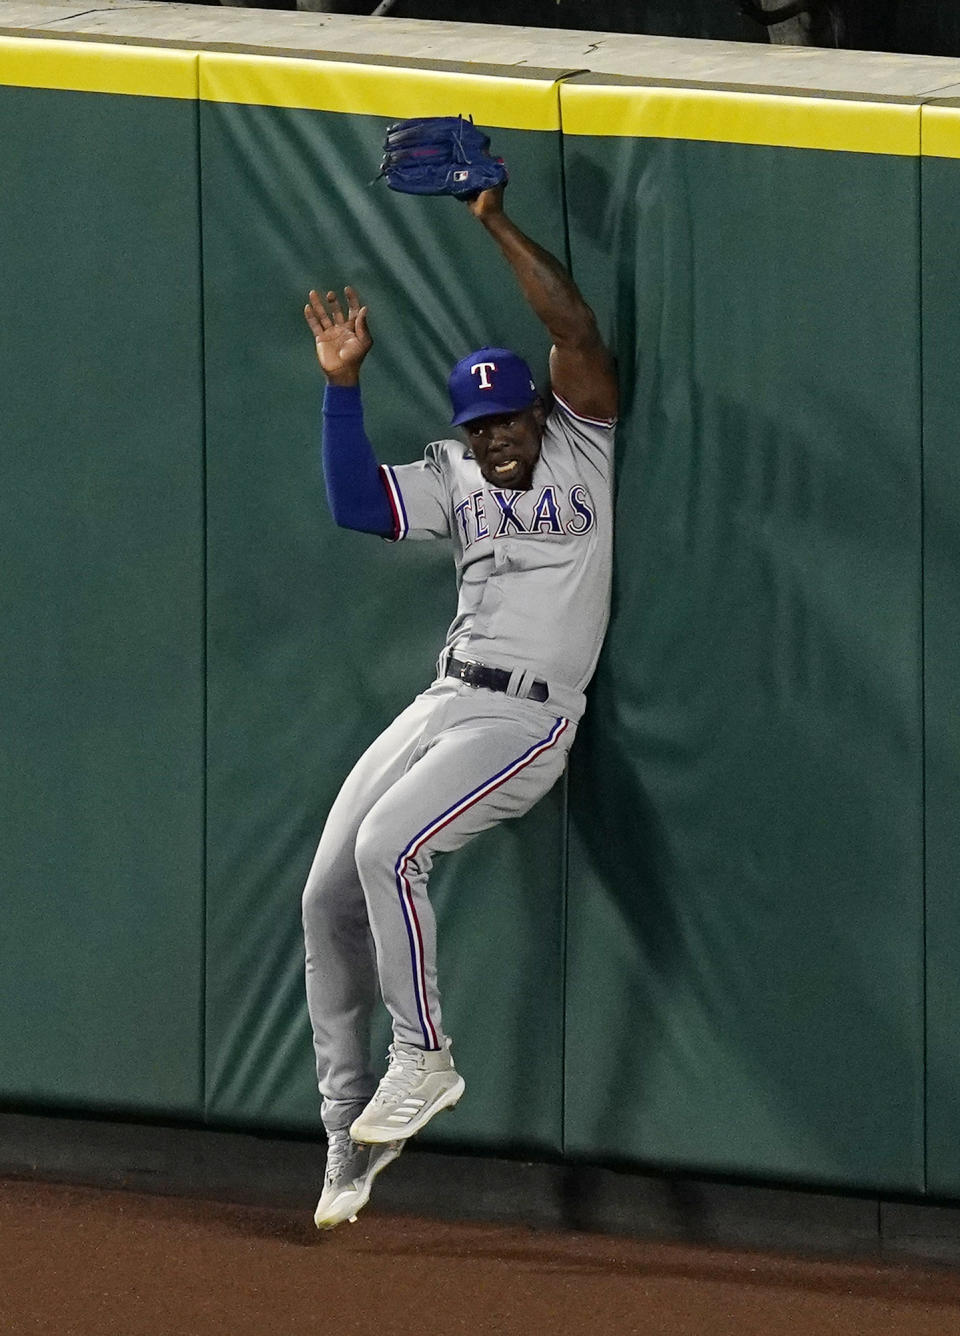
[446, 657, 549, 703]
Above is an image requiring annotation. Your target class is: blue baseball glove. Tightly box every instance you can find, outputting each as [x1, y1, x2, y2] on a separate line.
[378, 115, 508, 199]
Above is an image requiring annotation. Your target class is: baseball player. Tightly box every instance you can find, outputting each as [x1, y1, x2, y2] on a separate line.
[302, 181, 617, 1229]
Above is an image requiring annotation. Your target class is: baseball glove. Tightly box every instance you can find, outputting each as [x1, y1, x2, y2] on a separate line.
[377, 115, 508, 199]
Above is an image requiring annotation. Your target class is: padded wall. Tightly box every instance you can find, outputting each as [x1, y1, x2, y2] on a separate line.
[560, 81, 926, 1190]
[0, 41, 205, 1115]
[1, 29, 958, 1199]
[920, 101, 960, 1199]
[199, 54, 570, 1151]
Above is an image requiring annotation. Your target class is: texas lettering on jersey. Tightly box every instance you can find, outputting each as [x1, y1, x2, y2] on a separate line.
[453, 484, 596, 550]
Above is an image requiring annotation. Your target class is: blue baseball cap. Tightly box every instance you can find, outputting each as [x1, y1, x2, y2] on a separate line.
[448, 346, 538, 426]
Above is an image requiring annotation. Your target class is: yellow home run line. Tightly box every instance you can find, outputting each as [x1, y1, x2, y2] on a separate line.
[921, 103, 960, 160]
[5, 32, 960, 157]
[559, 82, 920, 156]
[0, 35, 198, 99]
[0, 35, 562, 129]
[198, 53, 561, 131]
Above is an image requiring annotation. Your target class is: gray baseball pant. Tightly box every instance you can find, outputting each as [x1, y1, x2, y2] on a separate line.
[301, 680, 575, 1133]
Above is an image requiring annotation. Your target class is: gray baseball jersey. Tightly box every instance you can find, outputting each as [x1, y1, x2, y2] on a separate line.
[380, 392, 616, 721]
[302, 392, 616, 1134]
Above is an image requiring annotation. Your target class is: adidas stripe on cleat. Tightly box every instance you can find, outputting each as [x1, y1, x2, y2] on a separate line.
[350, 1038, 465, 1145]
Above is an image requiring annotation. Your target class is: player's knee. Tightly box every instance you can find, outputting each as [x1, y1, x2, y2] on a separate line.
[301, 864, 373, 954]
[354, 807, 404, 891]
[300, 859, 341, 926]
[300, 875, 324, 928]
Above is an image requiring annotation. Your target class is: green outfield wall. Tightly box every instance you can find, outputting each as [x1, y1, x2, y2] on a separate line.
[0, 40, 205, 1116]
[920, 102, 960, 1199]
[559, 79, 924, 1190]
[0, 29, 957, 1197]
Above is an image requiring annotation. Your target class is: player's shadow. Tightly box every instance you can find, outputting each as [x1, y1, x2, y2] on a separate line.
[561, 687, 687, 1113]
[566, 695, 683, 1027]
[561, 678, 805, 1246]
[562, 712, 710, 1237]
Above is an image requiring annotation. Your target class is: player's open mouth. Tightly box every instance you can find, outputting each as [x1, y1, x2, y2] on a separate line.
[493, 460, 519, 477]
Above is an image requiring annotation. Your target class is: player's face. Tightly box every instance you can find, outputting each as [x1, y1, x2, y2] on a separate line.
[464, 403, 546, 491]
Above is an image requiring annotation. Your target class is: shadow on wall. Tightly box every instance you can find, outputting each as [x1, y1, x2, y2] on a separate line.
[557, 132, 924, 1183]
[559, 370, 926, 1189]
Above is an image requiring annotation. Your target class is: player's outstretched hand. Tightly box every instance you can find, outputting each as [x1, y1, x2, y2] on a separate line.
[304, 286, 373, 386]
[462, 183, 506, 221]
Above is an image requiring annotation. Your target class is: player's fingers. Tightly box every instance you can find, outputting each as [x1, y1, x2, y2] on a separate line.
[306, 289, 333, 329]
[344, 285, 363, 320]
[304, 305, 328, 342]
[326, 290, 347, 324]
[355, 305, 372, 345]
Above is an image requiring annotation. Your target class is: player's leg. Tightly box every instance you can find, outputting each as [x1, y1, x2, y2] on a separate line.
[301, 685, 455, 1136]
[349, 694, 575, 1143]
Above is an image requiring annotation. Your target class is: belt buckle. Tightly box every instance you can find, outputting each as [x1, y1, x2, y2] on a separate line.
[458, 660, 484, 689]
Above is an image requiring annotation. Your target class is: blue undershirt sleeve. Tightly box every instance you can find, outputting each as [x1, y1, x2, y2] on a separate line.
[320, 384, 395, 537]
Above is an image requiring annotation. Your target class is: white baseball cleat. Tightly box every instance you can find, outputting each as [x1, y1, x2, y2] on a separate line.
[313, 1129, 403, 1230]
[349, 1038, 465, 1145]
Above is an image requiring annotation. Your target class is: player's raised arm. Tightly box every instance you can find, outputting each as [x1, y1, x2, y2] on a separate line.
[304, 285, 394, 536]
[463, 186, 618, 423]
